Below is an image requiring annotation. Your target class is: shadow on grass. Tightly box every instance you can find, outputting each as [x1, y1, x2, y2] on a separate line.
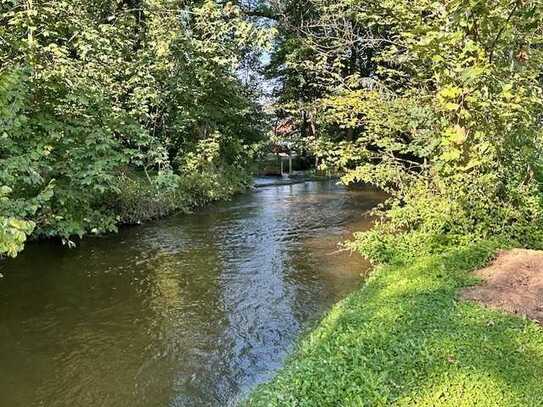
[245, 244, 543, 406]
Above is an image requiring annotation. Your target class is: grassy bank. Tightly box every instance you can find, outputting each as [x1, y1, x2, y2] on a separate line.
[245, 243, 543, 406]
[112, 168, 252, 225]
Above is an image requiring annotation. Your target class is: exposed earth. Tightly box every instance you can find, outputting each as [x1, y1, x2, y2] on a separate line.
[461, 249, 543, 323]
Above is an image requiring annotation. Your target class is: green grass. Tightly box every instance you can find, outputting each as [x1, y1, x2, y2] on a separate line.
[245, 243, 543, 406]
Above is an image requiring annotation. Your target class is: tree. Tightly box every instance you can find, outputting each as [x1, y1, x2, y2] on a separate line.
[0, 0, 272, 256]
[269, 0, 543, 261]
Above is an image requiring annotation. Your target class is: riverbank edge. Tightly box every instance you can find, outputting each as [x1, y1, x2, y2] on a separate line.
[244, 241, 543, 406]
[111, 169, 253, 226]
[1, 169, 253, 258]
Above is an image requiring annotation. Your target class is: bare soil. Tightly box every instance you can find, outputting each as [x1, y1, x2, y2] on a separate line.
[461, 249, 543, 323]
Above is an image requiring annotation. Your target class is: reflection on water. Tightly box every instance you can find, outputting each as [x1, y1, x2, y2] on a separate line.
[0, 179, 384, 407]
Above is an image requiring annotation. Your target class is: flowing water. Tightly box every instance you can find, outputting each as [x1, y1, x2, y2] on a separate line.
[0, 178, 384, 407]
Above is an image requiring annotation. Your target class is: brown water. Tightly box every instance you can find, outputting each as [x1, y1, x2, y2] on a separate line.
[0, 179, 383, 407]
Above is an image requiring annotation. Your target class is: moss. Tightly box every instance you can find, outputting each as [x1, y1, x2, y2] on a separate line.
[245, 242, 543, 406]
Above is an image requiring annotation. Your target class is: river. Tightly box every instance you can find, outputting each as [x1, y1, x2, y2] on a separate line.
[0, 178, 383, 407]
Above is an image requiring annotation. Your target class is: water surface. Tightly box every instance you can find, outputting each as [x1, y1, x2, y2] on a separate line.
[0, 179, 383, 406]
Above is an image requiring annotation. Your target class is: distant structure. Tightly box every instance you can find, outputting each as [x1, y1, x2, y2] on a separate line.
[259, 116, 316, 177]
[273, 117, 297, 138]
[267, 142, 297, 176]
[270, 118, 299, 176]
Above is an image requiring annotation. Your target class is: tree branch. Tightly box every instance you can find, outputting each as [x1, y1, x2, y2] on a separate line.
[488, 0, 521, 63]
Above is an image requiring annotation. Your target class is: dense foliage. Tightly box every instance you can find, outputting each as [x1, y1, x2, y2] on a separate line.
[0, 0, 271, 256]
[267, 0, 543, 262]
[3, 0, 543, 262]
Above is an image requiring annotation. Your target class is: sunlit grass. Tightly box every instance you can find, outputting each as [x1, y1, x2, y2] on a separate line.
[245, 243, 543, 406]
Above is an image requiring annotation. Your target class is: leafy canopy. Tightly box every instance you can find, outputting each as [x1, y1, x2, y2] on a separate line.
[0, 0, 272, 256]
[267, 0, 543, 262]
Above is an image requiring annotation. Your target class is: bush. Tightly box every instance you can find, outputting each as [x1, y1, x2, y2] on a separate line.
[112, 166, 251, 225]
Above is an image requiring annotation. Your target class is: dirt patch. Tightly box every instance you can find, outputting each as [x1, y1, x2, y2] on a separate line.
[461, 249, 543, 323]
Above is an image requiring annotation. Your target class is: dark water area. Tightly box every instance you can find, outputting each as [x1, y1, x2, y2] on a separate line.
[0, 179, 384, 407]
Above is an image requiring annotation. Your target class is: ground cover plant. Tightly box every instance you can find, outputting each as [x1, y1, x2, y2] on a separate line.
[246, 242, 543, 406]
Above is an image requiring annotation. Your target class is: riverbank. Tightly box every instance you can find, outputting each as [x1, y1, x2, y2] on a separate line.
[245, 242, 543, 406]
[112, 168, 252, 225]
[0, 168, 253, 258]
